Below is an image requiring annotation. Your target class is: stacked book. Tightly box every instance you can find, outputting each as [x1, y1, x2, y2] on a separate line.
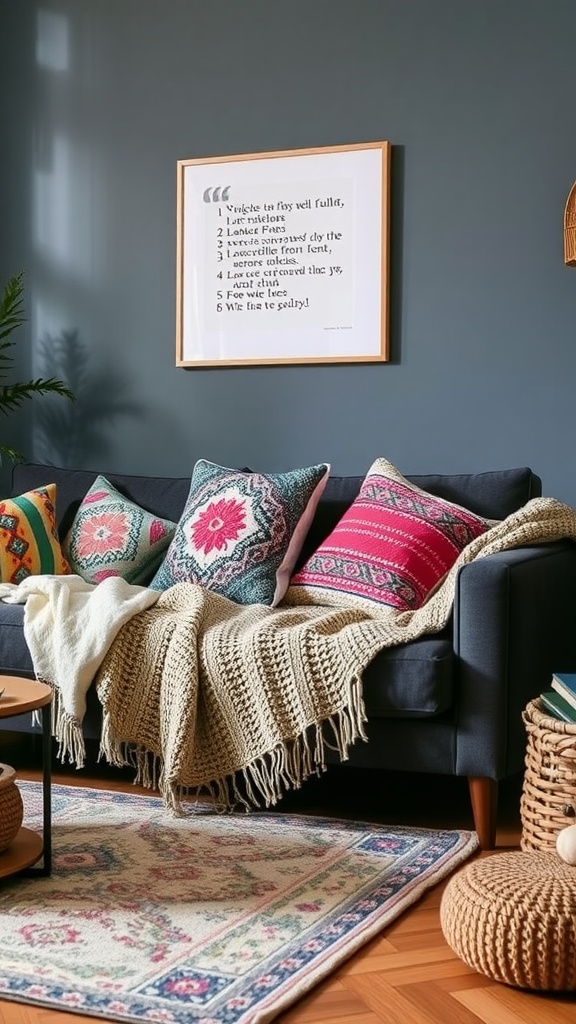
[539, 672, 576, 723]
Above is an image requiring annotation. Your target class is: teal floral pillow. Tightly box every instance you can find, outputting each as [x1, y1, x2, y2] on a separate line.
[65, 475, 176, 585]
[149, 459, 330, 606]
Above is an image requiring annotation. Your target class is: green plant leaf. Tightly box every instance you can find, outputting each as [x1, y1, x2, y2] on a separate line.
[0, 272, 75, 462]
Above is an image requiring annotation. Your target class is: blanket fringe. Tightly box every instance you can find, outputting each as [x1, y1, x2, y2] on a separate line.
[99, 675, 367, 816]
[48, 683, 87, 769]
[98, 715, 162, 792]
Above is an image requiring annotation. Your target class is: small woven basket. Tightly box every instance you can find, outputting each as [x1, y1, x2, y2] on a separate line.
[520, 698, 576, 852]
[0, 764, 23, 853]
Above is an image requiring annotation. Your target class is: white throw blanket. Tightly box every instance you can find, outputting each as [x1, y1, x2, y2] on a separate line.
[0, 574, 159, 766]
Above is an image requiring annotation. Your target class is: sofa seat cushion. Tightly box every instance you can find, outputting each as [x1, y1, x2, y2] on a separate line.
[0, 602, 32, 676]
[361, 635, 454, 718]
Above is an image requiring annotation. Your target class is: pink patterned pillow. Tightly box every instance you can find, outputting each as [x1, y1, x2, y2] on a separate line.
[286, 458, 489, 612]
[149, 459, 330, 606]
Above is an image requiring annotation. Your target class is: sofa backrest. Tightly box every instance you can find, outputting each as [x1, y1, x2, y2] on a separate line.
[11, 464, 192, 540]
[12, 462, 542, 553]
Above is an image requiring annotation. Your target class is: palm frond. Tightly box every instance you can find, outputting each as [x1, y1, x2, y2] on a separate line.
[0, 272, 75, 462]
[0, 379, 75, 415]
[0, 271, 25, 343]
[0, 444, 26, 464]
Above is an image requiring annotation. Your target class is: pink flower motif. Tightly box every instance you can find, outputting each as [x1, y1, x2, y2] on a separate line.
[190, 498, 246, 555]
[59, 853, 93, 866]
[278, 957, 303, 970]
[61, 992, 86, 1005]
[20, 924, 82, 946]
[84, 490, 109, 504]
[295, 902, 322, 912]
[149, 519, 168, 544]
[255, 974, 276, 989]
[166, 977, 210, 996]
[77, 511, 130, 558]
[92, 568, 120, 583]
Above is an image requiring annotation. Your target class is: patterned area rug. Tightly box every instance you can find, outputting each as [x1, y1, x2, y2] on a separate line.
[0, 782, 478, 1024]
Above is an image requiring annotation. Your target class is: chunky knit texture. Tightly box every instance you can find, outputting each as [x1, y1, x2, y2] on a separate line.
[95, 497, 576, 811]
[440, 851, 576, 989]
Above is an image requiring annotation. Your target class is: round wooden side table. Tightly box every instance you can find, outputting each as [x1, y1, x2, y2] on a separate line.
[0, 676, 52, 878]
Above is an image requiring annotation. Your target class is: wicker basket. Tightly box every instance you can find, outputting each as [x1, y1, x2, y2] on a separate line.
[565, 182, 576, 266]
[520, 698, 576, 852]
[0, 764, 23, 853]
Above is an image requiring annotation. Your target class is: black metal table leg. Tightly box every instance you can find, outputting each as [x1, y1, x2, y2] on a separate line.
[40, 699, 52, 875]
[23, 701, 52, 877]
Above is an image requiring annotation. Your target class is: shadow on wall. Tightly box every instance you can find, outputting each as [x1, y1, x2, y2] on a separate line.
[33, 329, 143, 468]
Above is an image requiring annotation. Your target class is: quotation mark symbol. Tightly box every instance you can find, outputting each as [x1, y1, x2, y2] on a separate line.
[203, 185, 231, 203]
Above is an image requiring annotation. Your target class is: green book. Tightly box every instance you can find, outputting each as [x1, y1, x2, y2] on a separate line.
[539, 690, 576, 723]
[551, 672, 576, 712]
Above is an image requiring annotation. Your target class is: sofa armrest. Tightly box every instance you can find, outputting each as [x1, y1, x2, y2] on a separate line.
[453, 540, 576, 779]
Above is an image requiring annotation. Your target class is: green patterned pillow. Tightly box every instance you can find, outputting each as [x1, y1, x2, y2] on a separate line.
[149, 459, 330, 606]
[65, 475, 176, 585]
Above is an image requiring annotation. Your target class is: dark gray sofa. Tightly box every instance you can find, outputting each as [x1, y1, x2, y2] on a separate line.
[2, 461, 576, 849]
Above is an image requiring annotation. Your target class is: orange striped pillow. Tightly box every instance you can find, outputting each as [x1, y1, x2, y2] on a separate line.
[0, 484, 71, 584]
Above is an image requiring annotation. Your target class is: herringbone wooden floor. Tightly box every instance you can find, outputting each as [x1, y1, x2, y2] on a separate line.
[2, 737, 575, 1024]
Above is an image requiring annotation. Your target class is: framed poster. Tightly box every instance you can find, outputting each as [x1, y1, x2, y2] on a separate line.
[175, 140, 391, 367]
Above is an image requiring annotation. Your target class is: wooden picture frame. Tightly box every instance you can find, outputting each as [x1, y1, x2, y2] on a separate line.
[176, 140, 391, 367]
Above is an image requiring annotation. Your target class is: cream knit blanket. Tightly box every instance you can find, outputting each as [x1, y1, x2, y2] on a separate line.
[94, 497, 576, 812]
[0, 575, 160, 767]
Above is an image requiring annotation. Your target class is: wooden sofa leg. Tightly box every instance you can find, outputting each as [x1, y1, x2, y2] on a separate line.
[468, 776, 498, 850]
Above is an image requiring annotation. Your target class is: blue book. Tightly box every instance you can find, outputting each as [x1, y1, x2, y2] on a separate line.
[540, 690, 576, 723]
[551, 672, 576, 712]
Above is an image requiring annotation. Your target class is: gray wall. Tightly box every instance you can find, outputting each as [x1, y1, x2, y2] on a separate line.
[2, 1, 576, 503]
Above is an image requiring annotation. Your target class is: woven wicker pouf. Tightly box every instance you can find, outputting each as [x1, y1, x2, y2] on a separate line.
[440, 851, 576, 990]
